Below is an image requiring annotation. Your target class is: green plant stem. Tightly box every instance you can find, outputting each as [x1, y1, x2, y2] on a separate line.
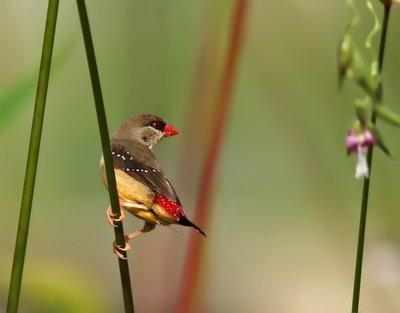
[351, 3, 391, 313]
[6, 1, 59, 312]
[76, 1, 134, 312]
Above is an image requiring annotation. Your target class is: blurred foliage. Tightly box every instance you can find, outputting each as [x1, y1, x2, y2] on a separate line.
[1, 263, 109, 312]
[0, 39, 74, 130]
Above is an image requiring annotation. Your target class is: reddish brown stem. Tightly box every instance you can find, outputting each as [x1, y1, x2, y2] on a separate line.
[175, 0, 250, 312]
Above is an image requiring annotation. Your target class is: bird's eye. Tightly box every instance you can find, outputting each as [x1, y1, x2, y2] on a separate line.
[150, 121, 164, 131]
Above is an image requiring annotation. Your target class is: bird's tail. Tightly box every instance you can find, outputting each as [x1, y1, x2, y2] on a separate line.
[178, 216, 206, 237]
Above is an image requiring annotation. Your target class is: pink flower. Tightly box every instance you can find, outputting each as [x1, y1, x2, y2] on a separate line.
[346, 130, 376, 153]
[363, 130, 376, 147]
[345, 130, 376, 179]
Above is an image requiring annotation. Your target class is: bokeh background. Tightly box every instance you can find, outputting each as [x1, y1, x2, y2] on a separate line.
[2, 1, 400, 312]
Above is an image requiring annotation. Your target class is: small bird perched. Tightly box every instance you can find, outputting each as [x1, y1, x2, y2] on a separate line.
[100, 113, 205, 258]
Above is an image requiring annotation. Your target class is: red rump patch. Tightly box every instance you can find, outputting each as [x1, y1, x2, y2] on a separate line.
[155, 195, 186, 220]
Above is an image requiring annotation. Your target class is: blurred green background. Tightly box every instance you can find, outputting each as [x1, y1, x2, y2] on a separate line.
[2, 1, 400, 312]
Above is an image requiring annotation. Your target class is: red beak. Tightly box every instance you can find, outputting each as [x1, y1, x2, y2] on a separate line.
[163, 123, 179, 137]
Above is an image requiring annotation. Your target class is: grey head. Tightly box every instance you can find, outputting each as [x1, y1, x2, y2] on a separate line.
[112, 114, 179, 149]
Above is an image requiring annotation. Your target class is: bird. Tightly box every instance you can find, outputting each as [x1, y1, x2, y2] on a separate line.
[100, 113, 206, 258]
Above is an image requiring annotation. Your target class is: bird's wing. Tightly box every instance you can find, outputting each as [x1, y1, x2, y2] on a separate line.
[111, 145, 181, 205]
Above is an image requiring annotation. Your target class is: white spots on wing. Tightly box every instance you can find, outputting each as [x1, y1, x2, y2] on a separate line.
[114, 150, 131, 162]
[112, 148, 154, 176]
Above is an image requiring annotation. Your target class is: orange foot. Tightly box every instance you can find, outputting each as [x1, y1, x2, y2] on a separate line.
[112, 236, 132, 259]
[106, 206, 126, 227]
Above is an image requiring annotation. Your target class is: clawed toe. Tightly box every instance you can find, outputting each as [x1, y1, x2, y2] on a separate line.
[112, 238, 131, 259]
[106, 206, 126, 227]
[113, 246, 127, 259]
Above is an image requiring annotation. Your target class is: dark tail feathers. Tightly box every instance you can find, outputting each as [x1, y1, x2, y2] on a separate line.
[178, 216, 206, 237]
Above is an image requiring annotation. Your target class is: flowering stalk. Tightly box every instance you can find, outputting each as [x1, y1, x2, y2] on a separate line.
[350, 3, 391, 312]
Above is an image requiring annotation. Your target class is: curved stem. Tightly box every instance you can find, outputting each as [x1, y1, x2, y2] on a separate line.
[351, 4, 391, 313]
[76, 1, 134, 312]
[175, 0, 249, 312]
[6, 1, 59, 312]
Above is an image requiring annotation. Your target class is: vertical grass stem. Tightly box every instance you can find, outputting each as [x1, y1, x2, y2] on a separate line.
[76, 1, 135, 312]
[6, 1, 59, 312]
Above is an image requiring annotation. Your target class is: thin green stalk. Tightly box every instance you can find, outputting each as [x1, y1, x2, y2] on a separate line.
[76, 1, 134, 312]
[351, 3, 391, 313]
[6, 1, 59, 312]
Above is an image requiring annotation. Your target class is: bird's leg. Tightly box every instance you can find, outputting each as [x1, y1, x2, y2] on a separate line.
[113, 222, 156, 259]
[125, 221, 156, 241]
[106, 205, 126, 227]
